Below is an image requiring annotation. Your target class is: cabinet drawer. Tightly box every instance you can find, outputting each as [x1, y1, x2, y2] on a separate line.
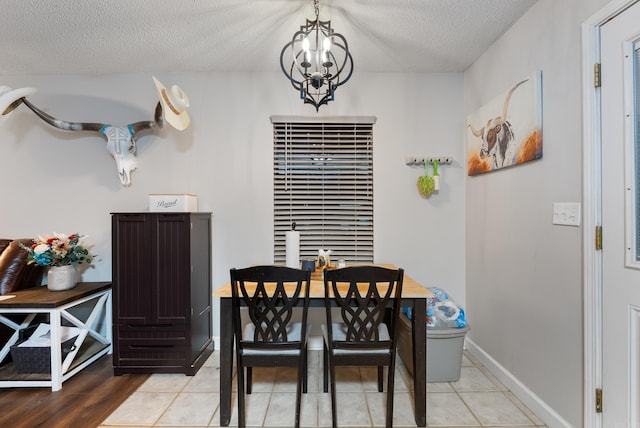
[115, 344, 188, 367]
[114, 324, 188, 366]
[116, 323, 186, 341]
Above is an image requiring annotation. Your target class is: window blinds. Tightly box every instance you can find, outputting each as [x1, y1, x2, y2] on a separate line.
[272, 116, 376, 265]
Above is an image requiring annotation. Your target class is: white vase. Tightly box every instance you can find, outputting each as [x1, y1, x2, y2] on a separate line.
[47, 265, 77, 291]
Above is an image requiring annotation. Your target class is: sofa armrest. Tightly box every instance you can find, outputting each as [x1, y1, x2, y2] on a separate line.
[0, 239, 45, 294]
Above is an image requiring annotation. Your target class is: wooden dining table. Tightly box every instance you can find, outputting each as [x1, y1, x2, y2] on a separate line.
[213, 265, 433, 427]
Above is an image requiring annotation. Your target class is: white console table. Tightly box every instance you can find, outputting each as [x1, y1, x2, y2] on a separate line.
[0, 282, 112, 391]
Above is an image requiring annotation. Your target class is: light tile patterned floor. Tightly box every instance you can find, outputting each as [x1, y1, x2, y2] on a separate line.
[99, 350, 547, 427]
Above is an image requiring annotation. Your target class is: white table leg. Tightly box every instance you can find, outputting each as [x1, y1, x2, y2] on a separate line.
[49, 309, 62, 392]
[60, 291, 110, 373]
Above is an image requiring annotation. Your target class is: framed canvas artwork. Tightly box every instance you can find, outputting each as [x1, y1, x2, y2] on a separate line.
[466, 70, 542, 176]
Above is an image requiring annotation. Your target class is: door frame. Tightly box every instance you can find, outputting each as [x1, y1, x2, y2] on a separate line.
[582, 1, 638, 426]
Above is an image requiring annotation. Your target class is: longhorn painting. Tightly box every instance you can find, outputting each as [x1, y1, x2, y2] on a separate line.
[466, 71, 542, 176]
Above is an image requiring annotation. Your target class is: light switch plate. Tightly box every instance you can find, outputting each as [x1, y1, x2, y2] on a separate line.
[552, 202, 581, 226]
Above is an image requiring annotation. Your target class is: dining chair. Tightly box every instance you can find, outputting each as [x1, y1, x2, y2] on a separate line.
[322, 265, 404, 428]
[229, 265, 311, 428]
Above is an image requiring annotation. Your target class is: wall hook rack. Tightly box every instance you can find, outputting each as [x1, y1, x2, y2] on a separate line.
[404, 157, 453, 166]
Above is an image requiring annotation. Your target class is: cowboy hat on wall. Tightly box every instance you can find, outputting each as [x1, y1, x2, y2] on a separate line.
[0, 86, 36, 116]
[152, 76, 190, 131]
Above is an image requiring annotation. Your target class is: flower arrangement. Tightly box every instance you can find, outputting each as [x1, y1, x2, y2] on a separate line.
[21, 232, 94, 267]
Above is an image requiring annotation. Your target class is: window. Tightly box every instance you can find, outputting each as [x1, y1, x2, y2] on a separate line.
[272, 116, 376, 265]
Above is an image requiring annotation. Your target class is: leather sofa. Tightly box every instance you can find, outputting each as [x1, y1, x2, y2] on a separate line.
[0, 239, 45, 359]
[0, 239, 44, 294]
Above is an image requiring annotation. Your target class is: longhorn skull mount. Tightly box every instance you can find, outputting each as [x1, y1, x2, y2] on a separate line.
[21, 99, 164, 186]
[1, 77, 190, 186]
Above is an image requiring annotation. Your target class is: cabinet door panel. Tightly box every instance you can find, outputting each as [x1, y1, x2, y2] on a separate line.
[112, 214, 154, 324]
[155, 214, 190, 324]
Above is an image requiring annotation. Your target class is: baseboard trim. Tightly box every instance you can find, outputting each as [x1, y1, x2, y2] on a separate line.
[465, 338, 571, 428]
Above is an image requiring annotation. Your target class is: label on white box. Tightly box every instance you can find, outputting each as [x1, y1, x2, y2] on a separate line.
[149, 194, 198, 212]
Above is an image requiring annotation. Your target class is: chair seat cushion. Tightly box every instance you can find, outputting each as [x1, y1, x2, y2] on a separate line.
[242, 322, 309, 355]
[321, 323, 391, 355]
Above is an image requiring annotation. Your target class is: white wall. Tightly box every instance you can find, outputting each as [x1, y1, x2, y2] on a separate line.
[463, 0, 611, 426]
[0, 71, 465, 338]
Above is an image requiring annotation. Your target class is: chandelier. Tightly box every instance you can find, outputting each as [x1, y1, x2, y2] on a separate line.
[279, 0, 354, 111]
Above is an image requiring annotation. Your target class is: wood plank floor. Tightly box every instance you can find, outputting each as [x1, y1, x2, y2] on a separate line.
[0, 355, 148, 428]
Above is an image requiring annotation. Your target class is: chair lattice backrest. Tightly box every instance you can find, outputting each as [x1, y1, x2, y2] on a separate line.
[230, 265, 311, 352]
[324, 266, 404, 351]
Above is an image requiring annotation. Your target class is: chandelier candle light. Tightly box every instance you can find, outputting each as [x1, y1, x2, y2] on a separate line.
[280, 0, 354, 111]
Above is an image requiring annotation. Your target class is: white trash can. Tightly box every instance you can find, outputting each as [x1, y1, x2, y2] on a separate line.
[397, 312, 470, 382]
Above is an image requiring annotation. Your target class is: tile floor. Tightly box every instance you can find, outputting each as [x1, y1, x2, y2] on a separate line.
[99, 349, 547, 428]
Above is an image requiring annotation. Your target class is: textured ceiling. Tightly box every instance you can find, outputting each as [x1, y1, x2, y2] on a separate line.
[0, 0, 537, 75]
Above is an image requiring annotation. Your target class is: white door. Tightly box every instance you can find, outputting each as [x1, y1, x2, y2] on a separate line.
[601, 2, 640, 426]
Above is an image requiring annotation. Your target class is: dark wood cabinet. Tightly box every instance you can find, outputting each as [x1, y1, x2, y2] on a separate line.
[111, 212, 213, 375]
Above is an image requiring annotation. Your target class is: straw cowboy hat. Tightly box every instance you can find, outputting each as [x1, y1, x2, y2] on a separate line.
[152, 76, 190, 131]
[0, 86, 36, 116]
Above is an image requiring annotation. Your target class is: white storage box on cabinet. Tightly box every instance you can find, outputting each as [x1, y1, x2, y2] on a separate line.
[149, 194, 198, 212]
